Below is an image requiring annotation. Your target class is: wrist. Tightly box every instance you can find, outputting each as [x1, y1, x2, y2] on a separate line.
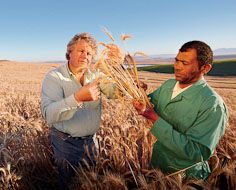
[145, 110, 158, 123]
[142, 107, 158, 123]
[150, 113, 158, 124]
[74, 92, 82, 103]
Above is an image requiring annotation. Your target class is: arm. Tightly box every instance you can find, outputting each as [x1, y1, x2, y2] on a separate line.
[133, 101, 158, 123]
[151, 98, 228, 163]
[133, 84, 160, 123]
[41, 71, 80, 124]
[41, 71, 100, 124]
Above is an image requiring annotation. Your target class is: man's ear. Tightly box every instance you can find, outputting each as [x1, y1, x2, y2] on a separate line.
[201, 64, 212, 75]
[66, 53, 70, 61]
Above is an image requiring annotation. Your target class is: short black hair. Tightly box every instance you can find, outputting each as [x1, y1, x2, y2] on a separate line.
[179, 41, 213, 67]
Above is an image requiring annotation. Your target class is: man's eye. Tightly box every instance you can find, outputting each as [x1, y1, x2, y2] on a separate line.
[182, 61, 188, 65]
[87, 52, 92, 56]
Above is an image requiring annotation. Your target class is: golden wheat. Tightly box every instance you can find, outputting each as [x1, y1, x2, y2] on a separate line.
[95, 31, 152, 108]
[0, 61, 236, 189]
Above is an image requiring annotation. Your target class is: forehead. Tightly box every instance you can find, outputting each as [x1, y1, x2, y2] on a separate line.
[74, 39, 93, 50]
[176, 48, 197, 61]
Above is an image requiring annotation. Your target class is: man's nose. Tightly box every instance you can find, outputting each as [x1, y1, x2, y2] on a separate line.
[174, 61, 182, 69]
[81, 51, 88, 58]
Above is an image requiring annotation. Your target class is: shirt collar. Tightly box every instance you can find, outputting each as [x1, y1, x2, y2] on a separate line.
[66, 62, 74, 77]
[180, 77, 207, 99]
[168, 77, 206, 101]
[193, 77, 206, 86]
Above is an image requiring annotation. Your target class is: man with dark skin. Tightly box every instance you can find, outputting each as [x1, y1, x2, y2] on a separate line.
[134, 41, 228, 180]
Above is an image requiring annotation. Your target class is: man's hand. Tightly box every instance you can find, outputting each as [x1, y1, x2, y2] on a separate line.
[75, 80, 101, 102]
[138, 80, 148, 91]
[133, 101, 158, 124]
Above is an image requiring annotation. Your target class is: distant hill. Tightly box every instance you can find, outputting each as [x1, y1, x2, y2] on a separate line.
[2, 48, 236, 64]
[43, 60, 66, 64]
[135, 49, 236, 64]
[214, 54, 236, 60]
[138, 59, 236, 76]
[0, 60, 10, 62]
[214, 48, 236, 55]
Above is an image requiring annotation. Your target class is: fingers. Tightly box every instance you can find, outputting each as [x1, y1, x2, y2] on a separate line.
[133, 100, 143, 109]
[75, 79, 101, 102]
[140, 82, 148, 91]
[133, 100, 145, 114]
[88, 80, 101, 100]
[88, 79, 100, 87]
[91, 86, 101, 100]
[138, 81, 148, 91]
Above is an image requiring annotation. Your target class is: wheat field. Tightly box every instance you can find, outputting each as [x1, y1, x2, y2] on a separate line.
[0, 61, 236, 190]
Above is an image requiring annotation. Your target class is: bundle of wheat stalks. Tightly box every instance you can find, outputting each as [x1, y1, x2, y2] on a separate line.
[94, 28, 151, 108]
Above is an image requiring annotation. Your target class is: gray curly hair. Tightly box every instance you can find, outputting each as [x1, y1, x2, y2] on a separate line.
[66, 32, 97, 61]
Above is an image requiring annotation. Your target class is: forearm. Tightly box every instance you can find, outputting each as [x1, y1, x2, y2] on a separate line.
[41, 94, 82, 124]
[151, 117, 210, 162]
[143, 109, 158, 124]
[137, 106, 159, 125]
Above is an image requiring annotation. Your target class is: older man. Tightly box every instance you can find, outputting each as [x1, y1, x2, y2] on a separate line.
[41, 33, 115, 188]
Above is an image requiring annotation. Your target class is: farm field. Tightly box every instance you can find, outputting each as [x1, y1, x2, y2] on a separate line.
[138, 59, 236, 76]
[0, 61, 236, 189]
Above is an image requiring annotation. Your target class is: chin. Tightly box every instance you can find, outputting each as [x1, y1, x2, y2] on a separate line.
[77, 63, 88, 68]
[175, 78, 188, 84]
[175, 75, 182, 81]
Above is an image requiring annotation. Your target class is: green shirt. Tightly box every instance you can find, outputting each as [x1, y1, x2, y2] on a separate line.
[149, 78, 228, 180]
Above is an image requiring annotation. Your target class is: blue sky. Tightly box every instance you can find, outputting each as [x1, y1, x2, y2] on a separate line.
[0, 0, 235, 61]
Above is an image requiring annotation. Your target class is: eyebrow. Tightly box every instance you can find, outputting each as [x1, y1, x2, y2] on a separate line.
[175, 57, 182, 61]
[175, 57, 191, 64]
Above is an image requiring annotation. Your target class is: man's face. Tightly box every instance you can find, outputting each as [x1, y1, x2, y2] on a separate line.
[68, 39, 94, 72]
[174, 48, 203, 85]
